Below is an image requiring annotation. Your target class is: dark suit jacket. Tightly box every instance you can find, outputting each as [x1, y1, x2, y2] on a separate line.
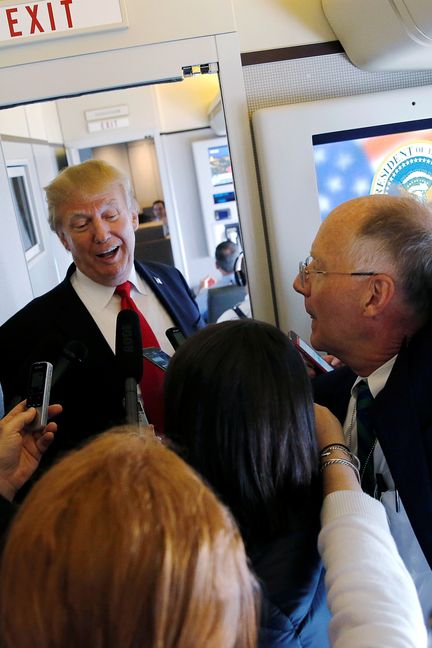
[313, 324, 432, 568]
[0, 261, 203, 468]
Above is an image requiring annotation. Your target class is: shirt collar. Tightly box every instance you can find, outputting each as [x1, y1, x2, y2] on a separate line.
[351, 355, 398, 399]
[74, 265, 148, 311]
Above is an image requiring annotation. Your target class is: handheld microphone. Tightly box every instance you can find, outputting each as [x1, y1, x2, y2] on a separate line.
[115, 310, 144, 426]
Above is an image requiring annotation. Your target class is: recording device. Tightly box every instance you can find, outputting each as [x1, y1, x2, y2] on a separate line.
[143, 347, 171, 371]
[116, 310, 145, 425]
[165, 326, 186, 351]
[287, 330, 334, 374]
[26, 361, 53, 431]
[9, 338, 88, 410]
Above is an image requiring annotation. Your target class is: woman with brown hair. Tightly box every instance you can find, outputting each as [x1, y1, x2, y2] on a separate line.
[0, 429, 258, 648]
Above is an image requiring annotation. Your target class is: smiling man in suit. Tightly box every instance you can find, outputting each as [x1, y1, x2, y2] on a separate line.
[0, 160, 203, 465]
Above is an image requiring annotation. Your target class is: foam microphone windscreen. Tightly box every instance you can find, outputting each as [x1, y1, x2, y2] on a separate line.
[115, 310, 143, 383]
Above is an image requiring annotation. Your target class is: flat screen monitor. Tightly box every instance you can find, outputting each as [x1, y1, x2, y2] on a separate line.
[313, 119, 432, 220]
[252, 84, 432, 340]
[208, 144, 233, 187]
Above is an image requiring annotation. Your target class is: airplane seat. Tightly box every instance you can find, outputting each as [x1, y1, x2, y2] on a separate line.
[207, 285, 247, 323]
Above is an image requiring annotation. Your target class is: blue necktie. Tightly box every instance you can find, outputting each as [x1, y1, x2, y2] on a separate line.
[356, 380, 376, 496]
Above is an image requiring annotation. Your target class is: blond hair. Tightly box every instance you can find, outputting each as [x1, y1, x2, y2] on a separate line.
[0, 429, 258, 648]
[45, 159, 134, 231]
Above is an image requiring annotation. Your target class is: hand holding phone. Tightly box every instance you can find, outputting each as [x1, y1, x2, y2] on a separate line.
[287, 331, 333, 374]
[26, 361, 53, 431]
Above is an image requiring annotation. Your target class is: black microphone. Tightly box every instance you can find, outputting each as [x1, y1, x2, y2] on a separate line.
[51, 340, 88, 388]
[115, 310, 143, 426]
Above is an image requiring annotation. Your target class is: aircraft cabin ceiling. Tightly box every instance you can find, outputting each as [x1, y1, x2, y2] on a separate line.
[322, 0, 432, 71]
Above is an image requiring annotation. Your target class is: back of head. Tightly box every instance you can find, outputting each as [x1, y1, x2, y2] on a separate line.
[0, 429, 257, 648]
[164, 320, 318, 540]
[45, 159, 133, 232]
[347, 194, 432, 322]
[215, 240, 239, 274]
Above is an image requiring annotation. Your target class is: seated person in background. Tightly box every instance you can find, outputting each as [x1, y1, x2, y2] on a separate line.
[195, 240, 239, 321]
[0, 160, 203, 466]
[217, 251, 250, 321]
[0, 428, 258, 648]
[152, 199, 169, 236]
[165, 319, 331, 647]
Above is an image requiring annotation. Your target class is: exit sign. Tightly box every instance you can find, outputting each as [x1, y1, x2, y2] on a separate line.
[0, 0, 127, 45]
[87, 116, 130, 132]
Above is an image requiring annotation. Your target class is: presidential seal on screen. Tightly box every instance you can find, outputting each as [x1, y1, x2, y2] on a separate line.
[371, 140, 432, 200]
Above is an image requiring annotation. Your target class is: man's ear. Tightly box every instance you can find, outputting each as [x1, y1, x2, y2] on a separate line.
[131, 209, 139, 232]
[363, 274, 395, 317]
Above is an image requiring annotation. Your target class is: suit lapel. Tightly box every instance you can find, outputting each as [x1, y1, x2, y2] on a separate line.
[373, 342, 432, 567]
[135, 261, 185, 331]
[51, 270, 115, 363]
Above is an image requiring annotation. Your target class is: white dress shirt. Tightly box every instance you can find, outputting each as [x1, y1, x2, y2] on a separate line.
[70, 266, 175, 356]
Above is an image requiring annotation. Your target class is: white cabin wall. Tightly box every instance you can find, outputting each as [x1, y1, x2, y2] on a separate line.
[233, 0, 335, 52]
[160, 128, 217, 288]
[127, 139, 163, 208]
[155, 75, 220, 131]
[92, 143, 131, 180]
[0, 141, 33, 324]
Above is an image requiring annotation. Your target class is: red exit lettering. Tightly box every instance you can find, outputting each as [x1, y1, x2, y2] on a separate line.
[5, 0, 74, 38]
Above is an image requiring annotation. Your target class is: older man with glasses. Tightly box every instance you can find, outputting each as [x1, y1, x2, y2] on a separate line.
[293, 193, 432, 625]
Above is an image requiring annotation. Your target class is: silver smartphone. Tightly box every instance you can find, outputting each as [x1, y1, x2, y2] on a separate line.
[26, 361, 53, 430]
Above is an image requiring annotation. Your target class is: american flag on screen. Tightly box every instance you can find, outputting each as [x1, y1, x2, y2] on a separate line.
[314, 128, 432, 221]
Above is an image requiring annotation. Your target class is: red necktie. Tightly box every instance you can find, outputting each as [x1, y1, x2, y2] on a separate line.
[115, 281, 165, 434]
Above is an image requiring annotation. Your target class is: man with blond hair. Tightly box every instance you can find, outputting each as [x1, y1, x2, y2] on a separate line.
[0, 160, 202, 465]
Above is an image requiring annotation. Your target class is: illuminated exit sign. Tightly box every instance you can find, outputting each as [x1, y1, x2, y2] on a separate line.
[0, 0, 127, 45]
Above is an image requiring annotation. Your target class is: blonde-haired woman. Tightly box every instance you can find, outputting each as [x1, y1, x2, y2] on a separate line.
[0, 429, 258, 648]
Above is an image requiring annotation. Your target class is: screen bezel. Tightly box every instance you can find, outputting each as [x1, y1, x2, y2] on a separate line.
[252, 84, 432, 342]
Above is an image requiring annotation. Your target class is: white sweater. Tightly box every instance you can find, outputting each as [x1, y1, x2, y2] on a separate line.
[319, 491, 428, 648]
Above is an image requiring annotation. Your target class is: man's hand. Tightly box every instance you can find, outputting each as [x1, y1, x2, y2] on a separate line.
[198, 275, 216, 291]
[0, 401, 62, 501]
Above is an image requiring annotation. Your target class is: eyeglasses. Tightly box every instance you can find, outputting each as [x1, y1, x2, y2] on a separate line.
[298, 256, 380, 288]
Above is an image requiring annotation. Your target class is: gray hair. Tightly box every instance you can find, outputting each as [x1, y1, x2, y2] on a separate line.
[350, 195, 432, 319]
